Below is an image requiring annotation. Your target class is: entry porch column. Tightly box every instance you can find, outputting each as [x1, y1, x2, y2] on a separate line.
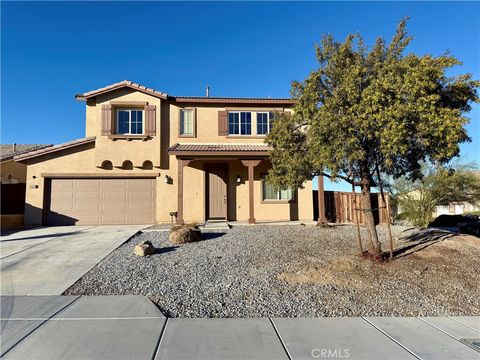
[240, 159, 262, 224]
[317, 174, 326, 223]
[177, 158, 192, 225]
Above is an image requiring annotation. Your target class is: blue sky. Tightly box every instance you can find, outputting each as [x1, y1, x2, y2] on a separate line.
[1, 1, 479, 191]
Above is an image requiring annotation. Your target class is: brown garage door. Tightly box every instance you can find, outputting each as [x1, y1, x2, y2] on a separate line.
[47, 178, 156, 225]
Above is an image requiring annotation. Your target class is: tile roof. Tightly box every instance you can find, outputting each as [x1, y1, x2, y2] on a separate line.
[171, 96, 295, 105]
[75, 80, 295, 105]
[1, 144, 52, 162]
[174, 96, 292, 100]
[14, 137, 96, 161]
[168, 143, 271, 154]
[75, 80, 169, 100]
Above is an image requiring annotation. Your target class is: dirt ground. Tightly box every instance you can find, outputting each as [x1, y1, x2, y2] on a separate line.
[279, 228, 480, 315]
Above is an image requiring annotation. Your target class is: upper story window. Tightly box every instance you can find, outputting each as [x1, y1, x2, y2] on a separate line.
[180, 109, 195, 136]
[257, 112, 274, 135]
[229, 112, 251, 135]
[117, 109, 143, 135]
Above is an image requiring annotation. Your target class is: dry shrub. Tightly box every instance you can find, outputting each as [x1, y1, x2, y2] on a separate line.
[169, 223, 202, 244]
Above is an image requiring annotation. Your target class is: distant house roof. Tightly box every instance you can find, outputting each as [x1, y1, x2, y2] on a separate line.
[168, 143, 271, 156]
[1, 144, 52, 162]
[75, 80, 295, 106]
[14, 137, 95, 162]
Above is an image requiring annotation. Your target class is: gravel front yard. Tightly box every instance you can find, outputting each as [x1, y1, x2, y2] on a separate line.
[65, 225, 480, 317]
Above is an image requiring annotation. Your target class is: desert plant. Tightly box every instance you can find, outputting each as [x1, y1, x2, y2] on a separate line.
[266, 18, 479, 259]
[169, 223, 202, 244]
[393, 163, 480, 226]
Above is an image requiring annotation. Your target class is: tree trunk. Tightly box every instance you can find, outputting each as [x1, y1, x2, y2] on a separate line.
[360, 177, 383, 259]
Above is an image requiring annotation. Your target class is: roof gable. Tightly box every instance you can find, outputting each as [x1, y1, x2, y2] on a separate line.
[75, 80, 169, 101]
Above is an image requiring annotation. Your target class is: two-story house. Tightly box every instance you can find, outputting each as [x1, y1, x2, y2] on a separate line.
[14, 80, 314, 225]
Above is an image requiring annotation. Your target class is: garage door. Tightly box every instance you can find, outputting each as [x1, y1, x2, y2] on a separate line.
[47, 178, 156, 225]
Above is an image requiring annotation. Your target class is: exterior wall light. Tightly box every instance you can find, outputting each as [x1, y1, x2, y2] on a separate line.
[236, 175, 241, 183]
[164, 175, 170, 184]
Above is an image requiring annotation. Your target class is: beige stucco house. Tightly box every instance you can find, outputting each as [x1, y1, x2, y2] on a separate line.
[1, 144, 51, 228]
[14, 80, 314, 226]
[1, 144, 51, 184]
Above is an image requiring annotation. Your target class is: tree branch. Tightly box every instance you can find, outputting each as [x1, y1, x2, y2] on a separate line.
[317, 171, 362, 186]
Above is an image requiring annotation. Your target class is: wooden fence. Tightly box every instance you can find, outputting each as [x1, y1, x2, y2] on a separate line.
[313, 190, 390, 225]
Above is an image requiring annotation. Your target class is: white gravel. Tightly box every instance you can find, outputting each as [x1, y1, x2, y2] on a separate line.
[65, 225, 480, 318]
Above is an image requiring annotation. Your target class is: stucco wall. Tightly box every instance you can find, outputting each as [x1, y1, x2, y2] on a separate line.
[1, 160, 27, 183]
[86, 88, 162, 168]
[22, 88, 312, 225]
[180, 159, 313, 223]
[169, 104, 290, 144]
[23, 143, 161, 224]
[23, 146, 313, 224]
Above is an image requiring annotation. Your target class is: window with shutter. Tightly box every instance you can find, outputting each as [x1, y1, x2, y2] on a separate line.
[101, 104, 113, 135]
[116, 109, 144, 135]
[218, 110, 229, 136]
[144, 105, 156, 136]
[228, 112, 252, 135]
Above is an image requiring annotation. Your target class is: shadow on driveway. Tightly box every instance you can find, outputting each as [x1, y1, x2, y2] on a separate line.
[0, 232, 79, 242]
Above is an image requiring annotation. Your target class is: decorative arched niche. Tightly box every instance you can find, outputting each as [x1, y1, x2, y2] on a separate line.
[142, 160, 153, 170]
[122, 160, 133, 170]
[101, 160, 113, 170]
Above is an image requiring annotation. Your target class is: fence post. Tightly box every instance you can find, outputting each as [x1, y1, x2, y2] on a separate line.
[352, 184, 363, 256]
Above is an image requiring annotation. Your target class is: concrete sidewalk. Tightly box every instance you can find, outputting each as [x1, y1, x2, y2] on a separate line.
[0, 226, 144, 295]
[1, 296, 479, 360]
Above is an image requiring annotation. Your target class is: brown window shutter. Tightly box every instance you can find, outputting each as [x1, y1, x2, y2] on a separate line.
[101, 104, 113, 135]
[144, 105, 156, 136]
[218, 111, 228, 136]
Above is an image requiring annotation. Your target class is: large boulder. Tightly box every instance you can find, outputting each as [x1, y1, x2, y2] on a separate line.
[170, 224, 202, 244]
[134, 240, 156, 256]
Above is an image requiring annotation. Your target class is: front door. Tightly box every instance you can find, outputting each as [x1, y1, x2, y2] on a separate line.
[206, 164, 227, 219]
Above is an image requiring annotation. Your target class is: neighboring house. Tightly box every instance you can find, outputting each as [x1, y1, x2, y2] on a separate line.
[435, 202, 480, 216]
[1, 144, 51, 184]
[435, 170, 480, 217]
[14, 80, 314, 226]
[1, 143, 51, 228]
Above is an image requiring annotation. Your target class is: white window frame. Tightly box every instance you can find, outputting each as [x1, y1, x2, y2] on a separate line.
[256, 112, 273, 135]
[262, 176, 293, 201]
[116, 109, 144, 135]
[180, 109, 195, 136]
[228, 111, 252, 135]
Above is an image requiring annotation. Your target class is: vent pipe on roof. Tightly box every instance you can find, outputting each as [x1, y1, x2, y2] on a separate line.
[206, 85, 210, 98]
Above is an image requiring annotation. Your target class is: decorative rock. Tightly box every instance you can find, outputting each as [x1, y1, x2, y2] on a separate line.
[316, 220, 330, 228]
[169, 224, 202, 244]
[67, 225, 480, 318]
[134, 240, 156, 256]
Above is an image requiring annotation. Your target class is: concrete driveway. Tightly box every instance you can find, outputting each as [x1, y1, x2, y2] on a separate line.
[0, 225, 144, 295]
